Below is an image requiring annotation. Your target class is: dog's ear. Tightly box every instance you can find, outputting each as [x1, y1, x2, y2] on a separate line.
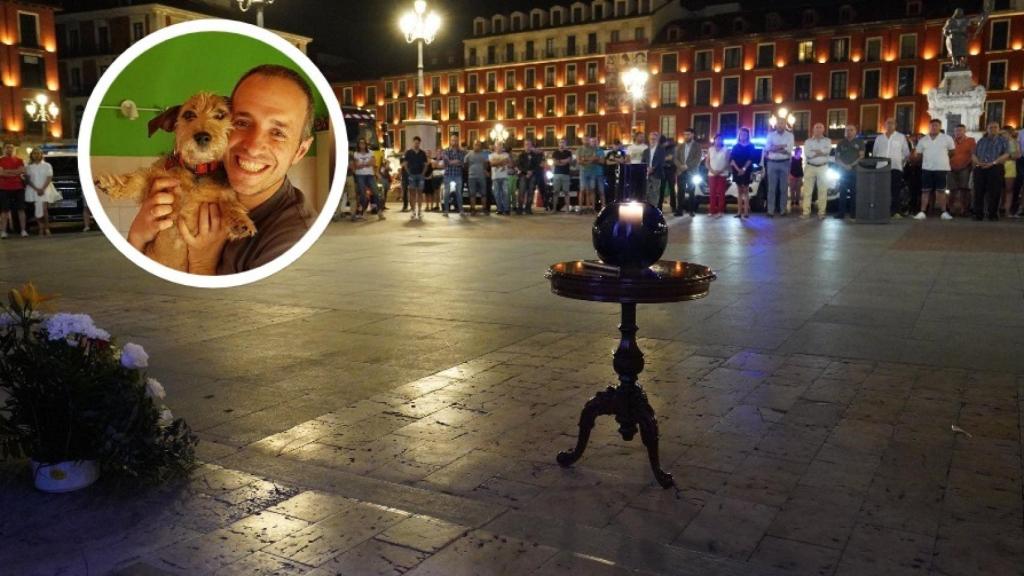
[147, 105, 181, 137]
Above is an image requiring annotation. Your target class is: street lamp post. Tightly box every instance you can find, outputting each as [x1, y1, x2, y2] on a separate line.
[768, 107, 796, 131]
[236, 0, 275, 28]
[400, 0, 441, 121]
[25, 93, 59, 142]
[489, 123, 508, 147]
[621, 67, 649, 133]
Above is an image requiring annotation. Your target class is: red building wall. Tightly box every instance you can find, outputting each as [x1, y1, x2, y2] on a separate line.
[335, 11, 1024, 148]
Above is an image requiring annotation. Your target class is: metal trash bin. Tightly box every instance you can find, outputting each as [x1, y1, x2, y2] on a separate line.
[856, 157, 891, 223]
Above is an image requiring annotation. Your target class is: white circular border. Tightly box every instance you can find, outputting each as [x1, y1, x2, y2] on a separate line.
[78, 19, 348, 289]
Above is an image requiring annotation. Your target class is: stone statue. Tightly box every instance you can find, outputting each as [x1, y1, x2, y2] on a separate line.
[943, 8, 988, 70]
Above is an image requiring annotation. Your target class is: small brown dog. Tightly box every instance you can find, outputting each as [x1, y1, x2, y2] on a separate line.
[96, 92, 255, 272]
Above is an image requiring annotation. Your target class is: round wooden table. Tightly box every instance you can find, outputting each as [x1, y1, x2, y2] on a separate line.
[545, 260, 716, 488]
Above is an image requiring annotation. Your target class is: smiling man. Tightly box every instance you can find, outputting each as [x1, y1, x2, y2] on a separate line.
[128, 64, 316, 275]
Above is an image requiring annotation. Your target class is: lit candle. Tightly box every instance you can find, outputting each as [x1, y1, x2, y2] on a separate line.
[619, 202, 643, 226]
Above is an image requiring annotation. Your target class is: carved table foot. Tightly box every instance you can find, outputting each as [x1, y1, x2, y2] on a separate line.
[557, 383, 674, 489]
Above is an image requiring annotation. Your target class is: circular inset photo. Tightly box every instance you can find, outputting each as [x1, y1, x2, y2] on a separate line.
[79, 20, 346, 288]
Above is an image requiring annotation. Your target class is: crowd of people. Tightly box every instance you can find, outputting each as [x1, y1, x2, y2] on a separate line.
[0, 143, 89, 239]
[343, 118, 1024, 223]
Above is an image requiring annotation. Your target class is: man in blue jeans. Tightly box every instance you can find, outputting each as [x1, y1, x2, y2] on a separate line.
[441, 139, 466, 217]
[764, 122, 795, 216]
[833, 124, 864, 219]
[465, 140, 489, 215]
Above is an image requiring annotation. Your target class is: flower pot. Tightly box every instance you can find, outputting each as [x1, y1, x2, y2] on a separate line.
[30, 459, 100, 493]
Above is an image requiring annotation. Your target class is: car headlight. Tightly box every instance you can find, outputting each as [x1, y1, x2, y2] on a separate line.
[545, 170, 554, 180]
[691, 174, 703, 185]
[826, 168, 839, 183]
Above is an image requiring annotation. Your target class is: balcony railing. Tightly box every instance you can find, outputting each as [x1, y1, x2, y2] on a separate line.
[467, 44, 605, 67]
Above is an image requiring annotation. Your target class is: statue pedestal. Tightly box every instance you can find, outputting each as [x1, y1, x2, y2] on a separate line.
[927, 70, 986, 134]
[402, 118, 440, 154]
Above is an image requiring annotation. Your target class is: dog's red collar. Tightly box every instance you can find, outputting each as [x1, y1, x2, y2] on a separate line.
[165, 154, 221, 175]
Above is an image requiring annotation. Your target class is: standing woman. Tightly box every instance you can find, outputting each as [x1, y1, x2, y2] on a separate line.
[429, 149, 445, 212]
[352, 138, 378, 221]
[789, 146, 804, 214]
[730, 128, 756, 219]
[25, 149, 57, 236]
[707, 134, 730, 218]
[1001, 126, 1020, 217]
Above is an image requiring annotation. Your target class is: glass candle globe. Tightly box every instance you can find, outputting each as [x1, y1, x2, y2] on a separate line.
[592, 201, 668, 272]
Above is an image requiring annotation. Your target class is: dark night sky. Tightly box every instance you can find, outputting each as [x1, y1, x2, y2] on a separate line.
[59, 0, 883, 80]
[263, 0, 588, 80]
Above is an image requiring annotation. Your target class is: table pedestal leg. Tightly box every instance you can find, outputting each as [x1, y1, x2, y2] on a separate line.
[556, 303, 674, 488]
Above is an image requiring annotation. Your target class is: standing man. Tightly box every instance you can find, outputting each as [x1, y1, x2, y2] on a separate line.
[833, 124, 864, 220]
[576, 136, 605, 213]
[801, 123, 832, 220]
[517, 139, 543, 214]
[972, 121, 1010, 221]
[551, 139, 573, 212]
[441, 138, 466, 217]
[643, 131, 669, 208]
[0, 143, 26, 238]
[948, 124, 975, 217]
[489, 142, 511, 215]
[913, 119, 956, 220]
[764, 121, 795, 217]
[464, 140, 489, 215]
[873, 118, 911, 218]
[674, 128, 702, 218]
[402, 136, 430, 220]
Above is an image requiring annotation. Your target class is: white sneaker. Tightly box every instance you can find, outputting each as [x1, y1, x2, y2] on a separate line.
[913, 211, 926, 220]
[20, 230, 28, 237]
[941, 212, 953, 221]
[0, 231, 6, 239]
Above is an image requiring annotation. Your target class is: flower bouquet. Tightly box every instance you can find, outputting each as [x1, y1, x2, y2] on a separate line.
[0, 283, 198, 491]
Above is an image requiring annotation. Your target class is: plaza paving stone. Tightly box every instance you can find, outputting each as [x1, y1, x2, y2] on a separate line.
[1, 212, 1023, 575]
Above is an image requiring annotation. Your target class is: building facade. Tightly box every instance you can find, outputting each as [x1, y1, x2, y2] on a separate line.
[56, 2, 312, 138]
[0, 1, 60, 143]
[335, 0, 1020, 150]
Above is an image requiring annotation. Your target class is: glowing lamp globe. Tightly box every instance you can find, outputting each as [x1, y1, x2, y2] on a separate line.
[592, 201, 668, 272]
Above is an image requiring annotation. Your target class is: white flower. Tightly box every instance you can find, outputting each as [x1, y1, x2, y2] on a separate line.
[158, 408, 174, 427]
[0, 312, 18, 328]
[44, 313, 110, 342]
[121, 343, 149, 369]
[144, 377, 166, 400]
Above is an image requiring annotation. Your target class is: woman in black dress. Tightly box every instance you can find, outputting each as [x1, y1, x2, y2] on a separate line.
[730, 128, 757, 218]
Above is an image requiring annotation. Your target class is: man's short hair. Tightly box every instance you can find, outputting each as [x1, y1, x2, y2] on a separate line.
[684, 128, 694, 133]
[957, 124, 966, 129]
[413, 136, 421, 142]
[930, 119, 942, 125]
[233, 64, 315, 139]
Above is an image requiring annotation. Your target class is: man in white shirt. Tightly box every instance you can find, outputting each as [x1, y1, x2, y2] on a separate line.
[913, 119, 956, 220]
[873, 118, 911, 217]
[623, 131, 649, 201]
[801, 123, 832, 219]
[764, 122, 795, 216]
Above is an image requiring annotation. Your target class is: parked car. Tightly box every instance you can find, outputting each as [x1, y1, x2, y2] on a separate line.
[45, 152, 86, 224]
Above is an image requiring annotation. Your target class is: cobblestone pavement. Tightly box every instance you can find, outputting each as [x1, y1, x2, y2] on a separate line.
[0, 212, 1022, 576]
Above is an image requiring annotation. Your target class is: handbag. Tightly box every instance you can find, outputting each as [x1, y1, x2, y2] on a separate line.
[44, 183, 62, 203]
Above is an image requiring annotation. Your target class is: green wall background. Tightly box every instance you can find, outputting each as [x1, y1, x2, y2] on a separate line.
[93, 31, 326, 156]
